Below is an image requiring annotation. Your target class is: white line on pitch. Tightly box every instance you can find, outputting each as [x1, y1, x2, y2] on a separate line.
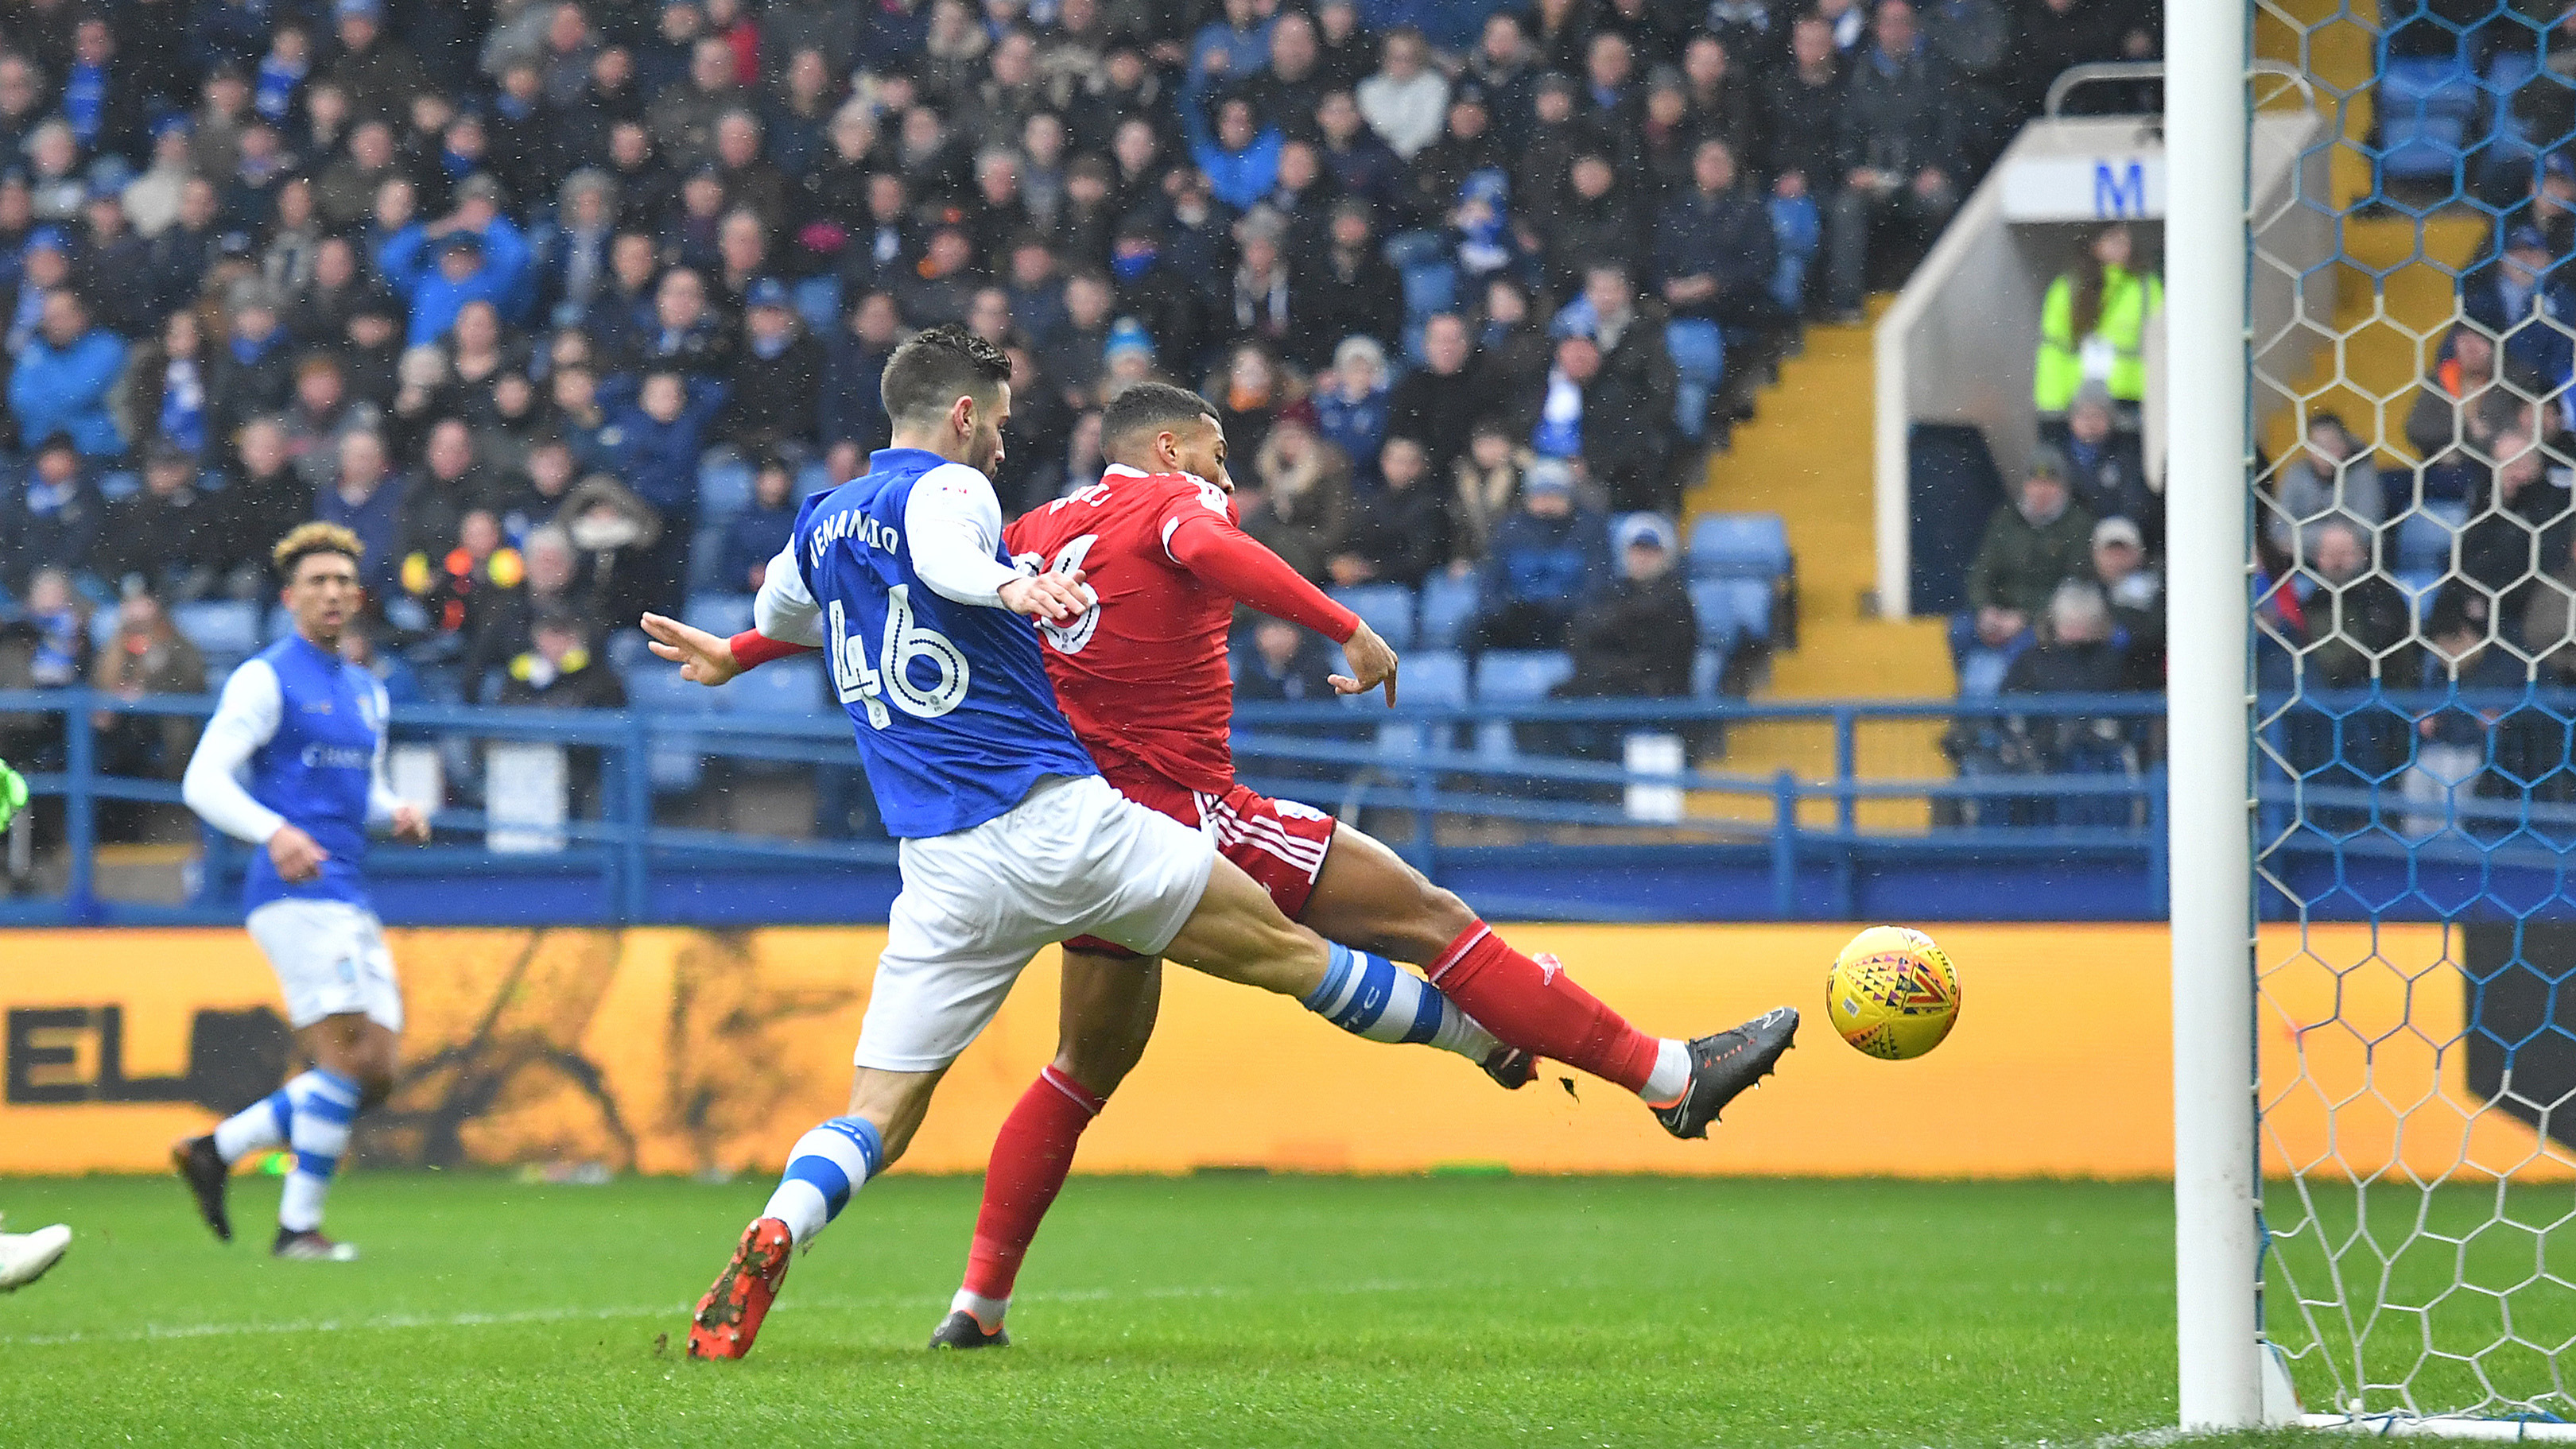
[0, 1278, 1441, 1348]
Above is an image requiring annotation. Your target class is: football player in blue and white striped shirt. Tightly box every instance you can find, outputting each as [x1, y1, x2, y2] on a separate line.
[174, 523, 430, 1261]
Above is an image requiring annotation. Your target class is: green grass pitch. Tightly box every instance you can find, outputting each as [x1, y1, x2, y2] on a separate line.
[0, 1172, 2452, 1447]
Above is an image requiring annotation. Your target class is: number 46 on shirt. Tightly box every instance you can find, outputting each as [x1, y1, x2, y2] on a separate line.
[827, 588, 971, 729]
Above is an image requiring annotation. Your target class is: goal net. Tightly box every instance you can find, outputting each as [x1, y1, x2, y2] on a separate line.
[2203, 0, 2576, 1433]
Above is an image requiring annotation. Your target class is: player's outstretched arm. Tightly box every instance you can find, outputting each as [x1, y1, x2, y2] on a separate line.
[1165, 515, 1396, 706]
[642, 612, 753, 686]
[995, 571, 1093, 622]
[644, 538, 833, 684]
[906, 461, 1097, 622]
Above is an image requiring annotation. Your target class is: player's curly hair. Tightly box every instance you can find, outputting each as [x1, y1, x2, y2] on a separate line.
[271, 521, 365, 581]
[1101, 381, 1219, 449]
[879, 324, 1012, 428]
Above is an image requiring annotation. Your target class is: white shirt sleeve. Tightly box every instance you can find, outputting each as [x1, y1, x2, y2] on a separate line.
[181, 660, 288, 846]
[365, 677, 401, 828]
[752, 536, 826, 646]
[902, 462, 1025, 608]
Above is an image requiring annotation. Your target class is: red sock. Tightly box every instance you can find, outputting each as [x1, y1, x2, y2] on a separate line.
[1427, 923, 1662, 1094]
[961, 1065, 1104, 1306]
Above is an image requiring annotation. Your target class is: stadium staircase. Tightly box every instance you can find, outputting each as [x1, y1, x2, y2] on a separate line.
[1684, 299, 1953, 831]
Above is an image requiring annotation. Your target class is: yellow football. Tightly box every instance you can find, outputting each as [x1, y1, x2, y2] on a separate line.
[1825, 926, 1961, 1060]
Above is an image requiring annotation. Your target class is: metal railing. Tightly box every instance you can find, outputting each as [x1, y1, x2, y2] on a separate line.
[1232, 692, 2172, 920]
[0, 688, 2186, 925]
[2043, 60, 2170, 118]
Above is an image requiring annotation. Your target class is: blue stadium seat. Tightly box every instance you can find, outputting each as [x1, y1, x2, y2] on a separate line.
[1689, 513, 1793, 582]
[2484, 52, 2543, 165]
[1418, 571, 1480, 649]
[95, 469, 140, 503]
[698, 451, 755, 520]
[1721, 578, 1776, 644]
[685, 591, 758, 639]
[1344, 648, 1466, 757]
[1475, 649, 1573, 703]
[731, 656, 826, 716]
[603, 627, 654, 674]
[1328, 583, 1416, 649]
[263, 603, 296, 643]
[175, 600, 261, 671]
[1665, 320, 1724, 440]
[627, 663, 724, 793]
[727, 657, 829, 775]
[2376, 56, 2481, 184]
[2394, 502, 2466, 575]
[1402, 647, 1469, 708]
[685, 520, 732, 594]
[1472, 649, 1573, 760]
[1686, 579, 1742, 651]
[1691, 645, 1729, 699]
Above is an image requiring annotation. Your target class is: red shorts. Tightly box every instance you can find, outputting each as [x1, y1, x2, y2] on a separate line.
[1064, 761, 1338, 958]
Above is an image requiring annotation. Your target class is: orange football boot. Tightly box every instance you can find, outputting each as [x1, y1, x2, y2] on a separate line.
[689, 1217, 794, 1359]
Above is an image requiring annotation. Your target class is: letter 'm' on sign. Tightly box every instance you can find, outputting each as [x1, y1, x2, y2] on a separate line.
[2094, 160, 2147, 219]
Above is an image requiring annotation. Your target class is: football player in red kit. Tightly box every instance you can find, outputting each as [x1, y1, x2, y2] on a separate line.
[640, 382, 1795, 1349]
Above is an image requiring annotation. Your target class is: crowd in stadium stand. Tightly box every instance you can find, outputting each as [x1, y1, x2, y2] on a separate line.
[0, 0, 2167, 835]
[1934, 215, 2161, 819]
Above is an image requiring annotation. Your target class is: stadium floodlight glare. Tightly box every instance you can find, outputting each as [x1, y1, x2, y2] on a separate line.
[2174, 0, 2576, 1436]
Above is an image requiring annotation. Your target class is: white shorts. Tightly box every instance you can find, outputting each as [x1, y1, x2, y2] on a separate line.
[854, 773, 1217, 1072]
[245, 899, 405, 1033]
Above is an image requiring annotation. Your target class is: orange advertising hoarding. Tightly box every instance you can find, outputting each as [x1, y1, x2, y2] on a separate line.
[2, 922, 2562, 1181]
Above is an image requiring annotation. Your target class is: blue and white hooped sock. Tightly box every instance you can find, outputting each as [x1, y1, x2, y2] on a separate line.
[1301, 943, 1504, 1064]
[278, 1068, 362, 1234]
[211, 1084, 293, 1164]
[762, 1116, 885, 1247]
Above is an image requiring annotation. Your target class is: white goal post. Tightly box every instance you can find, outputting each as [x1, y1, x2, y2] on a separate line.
[2167, 0, 2264, 1433]
[2170, 0, 2576, 1437]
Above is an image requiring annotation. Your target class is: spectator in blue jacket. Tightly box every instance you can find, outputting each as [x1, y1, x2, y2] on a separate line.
[1313, 335, 1392, 486]
[2462, 225, 2576, 394]
[9, 291, 128, 458]
[1471, 458, 1611, 649]
[599, 369, 727, 521]
[820, 290, 902, 451]
[533, 169, 621, 328]
[714, 455, 801, 592]
[316, 428, 409, 599]
[378, 176, 533, 346]
[2, 435, 103, 592]
[1189, 96, 1284, 214]
[599, 366, 727, 606]
[1190, 0, 1277, 87]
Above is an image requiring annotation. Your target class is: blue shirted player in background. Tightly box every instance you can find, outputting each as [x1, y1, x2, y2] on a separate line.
[175, 522, 430, 1261]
